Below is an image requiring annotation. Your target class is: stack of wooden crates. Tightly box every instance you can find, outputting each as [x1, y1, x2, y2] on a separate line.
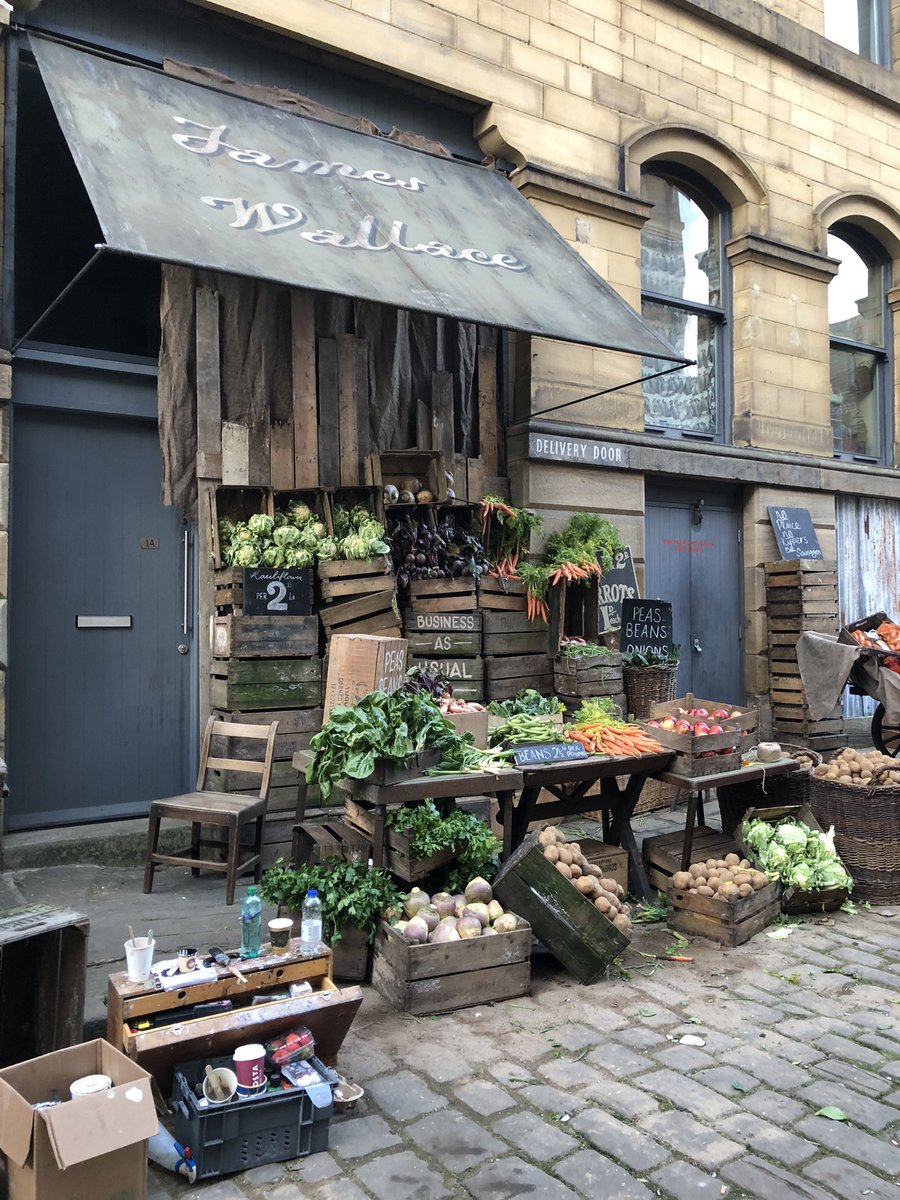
[481, 578, 551, 701]
[765, 559, 846, 754]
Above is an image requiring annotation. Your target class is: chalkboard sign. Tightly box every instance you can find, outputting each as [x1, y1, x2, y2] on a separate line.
[513, 742, 589, 767]
[242, 567, 313, 616]
[767, 507, 824, 561]
[598, 546, 639, 632]
[620, 599, 674, 657]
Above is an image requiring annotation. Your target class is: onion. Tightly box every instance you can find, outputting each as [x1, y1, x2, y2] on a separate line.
[487, 900, 504, 924]
[431, 923, 461, 944]
[401, 478, 422, 494]
[431, 892, 456, 918]
[464, 877, 493, 905]
[456, 914, 482, 939]
[404, 916, 429, 944]
[403, 888, 430, 920]
[464, 903, 490, 928]
[418, 905, 440, 933]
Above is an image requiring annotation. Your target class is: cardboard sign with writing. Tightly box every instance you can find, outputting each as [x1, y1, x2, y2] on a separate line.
[598, 546, 639, 632]
[766, 507, 824, 561]
[620, 599, 674, 657]
[513, 742, 588, 766]
[242, 568, 313, 616]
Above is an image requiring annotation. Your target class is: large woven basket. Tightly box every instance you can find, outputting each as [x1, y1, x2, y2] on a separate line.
[718, 744, 822, 836]
[623, 663, 679, 719]
[810, 769, 900, 903]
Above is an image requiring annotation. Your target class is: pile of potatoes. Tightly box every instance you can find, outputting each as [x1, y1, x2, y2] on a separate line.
[538, 826, 632, 936]
[812, 746, 900, 787]
[671, 852, 769, 903]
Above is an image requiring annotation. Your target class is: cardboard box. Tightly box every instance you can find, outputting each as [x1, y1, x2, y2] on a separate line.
[445, 710, 489, 748]
[0, 1039, 157, 1200]
[323, 634, 407, 719]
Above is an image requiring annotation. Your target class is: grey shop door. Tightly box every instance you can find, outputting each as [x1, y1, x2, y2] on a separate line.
[7, 401, 193, 829]
[645, 486, 743, 704]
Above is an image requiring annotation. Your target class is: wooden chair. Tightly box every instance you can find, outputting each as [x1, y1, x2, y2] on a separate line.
[143, 717, 279, 905]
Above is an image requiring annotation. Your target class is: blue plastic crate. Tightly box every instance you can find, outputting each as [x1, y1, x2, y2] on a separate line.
[172, 1054, 336, 1179]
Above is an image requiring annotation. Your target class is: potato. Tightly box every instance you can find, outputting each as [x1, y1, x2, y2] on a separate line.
[555, 830, 568, 844]
[575, 876, 597, 896]
[689, 887, 698, 894]
[725, 852, 740, 866]
[615, 883, 625, 899]
[696, 885, 715, 897]
[718, 869, 734, 883]
[706, 859, 719, 871]
[538, 828, 558, 846]
[569, 863, 582, 879]
[750, 872, 768, 891]
[738, 883, 753, 898]
[594, 896, 612, 913]
[599, 878, 618, 894]
[706, 875, 721, 892]
[733, 872, 751, 886]
[719, 882, 740, 903]
[689, 863, 706, 878]
[612, 914, 631, 933]
[543, 845, 560, 863]
[557, 846, 574, 866]
[601, 889, 620, 910]
[672, 871, 692, 890]
[568, 843, 581, 857]
[586, 863, 603, 878]
[555, 861, 572, 879]
[739, 860, 752, 870]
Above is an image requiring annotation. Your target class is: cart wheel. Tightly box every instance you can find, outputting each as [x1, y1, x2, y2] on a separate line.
[872, 703, 900, 758]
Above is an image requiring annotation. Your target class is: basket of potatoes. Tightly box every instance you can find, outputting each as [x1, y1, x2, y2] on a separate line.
[538, 826, 632, 938]
[671, 853, 771, 901]
[667, 852, 781, 946]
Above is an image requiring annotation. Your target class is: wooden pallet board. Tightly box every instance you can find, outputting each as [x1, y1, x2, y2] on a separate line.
[478, 576, 528, 612]
[554, 655, 624, 698]
[210, 656, 322, 711]
[318, 557, 395, 602]
[371, 920, 531, 1015]
[764, 559, 837, 577]
[409, 576, 478, 614]
[292, 819, 372, 866]
[767, 615, 840, 633]
[319, 589, 401, 641]
[484, 654, 553, 701]
[409, 655, 484, 684]
[212, 614, 319, 659]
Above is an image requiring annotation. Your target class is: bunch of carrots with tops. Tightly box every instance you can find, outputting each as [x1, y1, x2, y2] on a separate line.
[548, 559, 603, 585]
[565, 721, 665, 758]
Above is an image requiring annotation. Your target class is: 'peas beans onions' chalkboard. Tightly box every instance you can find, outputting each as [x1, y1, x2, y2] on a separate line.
[620, 599, 674, 658]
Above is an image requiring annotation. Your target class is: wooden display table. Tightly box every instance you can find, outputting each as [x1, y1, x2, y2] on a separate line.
[293, 750, 523, 868]
[499, 752, 673, 901]
[108, 943, 361, 1091]
[655, 757, 800, 871]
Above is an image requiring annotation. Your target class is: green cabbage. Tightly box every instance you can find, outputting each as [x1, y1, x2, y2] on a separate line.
[740, 816, 852, 893]
[261, 545, 285, 568]
[316, 537, 339, 562]
[287, 501, 312, 526]
[248, 513, 274, 538]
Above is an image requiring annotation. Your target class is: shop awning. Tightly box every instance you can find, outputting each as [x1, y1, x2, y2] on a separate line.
[32, 38, 687, 363]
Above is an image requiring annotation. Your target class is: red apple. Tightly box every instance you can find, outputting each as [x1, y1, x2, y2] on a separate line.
[647, 719, 661, 728]
[660, 717, 677, 731]
[674, 719, 692, 734]
[693, 722, 710, 735]
[711, 708, 730, 720]
[708, 723, 724, 735]
[694, 708, 709, 718]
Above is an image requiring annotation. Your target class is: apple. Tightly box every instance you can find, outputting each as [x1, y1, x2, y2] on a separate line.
[674, 719, 692, 734]
[711, 708, 730, 720]
[693, 722, 710, 735]
[708, 723, 724, 735]
[694, 708, 709, 719]
[647, 719, 661, 728]
[659, 717, 677, 731]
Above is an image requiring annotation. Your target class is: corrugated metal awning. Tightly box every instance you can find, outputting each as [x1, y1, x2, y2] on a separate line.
[31, 38, 687, 365]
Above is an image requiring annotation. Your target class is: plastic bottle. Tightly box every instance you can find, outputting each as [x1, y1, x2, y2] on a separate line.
[240, 885, 262, 959]
[300, 888, 323, 954]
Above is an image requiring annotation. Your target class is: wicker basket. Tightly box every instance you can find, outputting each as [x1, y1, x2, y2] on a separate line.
[623, 663, 679, 719]
[718, 744, 822, 836]
[810, 770, 900, 903]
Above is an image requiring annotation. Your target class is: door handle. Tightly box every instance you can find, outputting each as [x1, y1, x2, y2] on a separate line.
[692, 635, 703, 653]
[182, 528, 190, 636]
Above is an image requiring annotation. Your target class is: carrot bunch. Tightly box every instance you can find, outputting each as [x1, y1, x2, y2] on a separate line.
[548, 560, 603, 585]
[565, 722, 665, 758]
[526, 591, 550, 623]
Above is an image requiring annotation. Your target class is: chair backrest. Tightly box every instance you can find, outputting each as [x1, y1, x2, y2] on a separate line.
[197, 717, 279, 800]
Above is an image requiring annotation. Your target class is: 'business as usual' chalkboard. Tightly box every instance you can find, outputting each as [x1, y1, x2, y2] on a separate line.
[766, 507, 824, 562]
[620, 599, 674, 658]
[598, 545, 640, 632]
[242, 567, 313, 616]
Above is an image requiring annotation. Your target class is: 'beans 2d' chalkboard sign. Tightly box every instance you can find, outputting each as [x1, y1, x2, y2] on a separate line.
[513, 742, 589, 766]
[620, 599, 674, 658]
[767, 507, 824, 562]
[242, 567, 313, 616]
[598, 545, 640, 632]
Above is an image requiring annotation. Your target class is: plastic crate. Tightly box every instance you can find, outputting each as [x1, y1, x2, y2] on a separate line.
[172, 1054, 336, 1179]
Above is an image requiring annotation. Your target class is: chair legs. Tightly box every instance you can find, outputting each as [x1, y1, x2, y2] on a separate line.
[252, 813, 265, 882]
[225, 817, 241, 907]
[143, 812, 161, 894]
[191, 821, 202, 877]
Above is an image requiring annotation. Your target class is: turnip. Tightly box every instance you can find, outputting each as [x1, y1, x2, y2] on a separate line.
[431, 892, 456, 918]
[464, 877, 492, 905]
[480, 925, 499, 937]
[404, 888, 430, 920]
[456, 914, 482, 939]
[439, 915, 458, 929]
[492, 914, 518, 934]
[404, 916, 429, 944]
[487, 900, 504, 924]
[418, 905, 440, 933]
[463, 902, 490, 928]
[431, 922, 461, 944]
[453, 894, 467, 918]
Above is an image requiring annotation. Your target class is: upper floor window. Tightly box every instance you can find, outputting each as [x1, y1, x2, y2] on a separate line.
[828, 226, 890, 462]
[640, 171, 728, 440]
[824, 1, 890, 67]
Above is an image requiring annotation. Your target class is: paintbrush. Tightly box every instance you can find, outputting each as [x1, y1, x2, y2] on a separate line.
[208, 946, 248, 984]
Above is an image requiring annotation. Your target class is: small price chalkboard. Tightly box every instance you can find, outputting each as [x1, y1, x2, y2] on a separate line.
[598, 546, 640, 632]
[513, 742, 589, 766]
[620, 599, 674, 657]
[242, 567, 313, 616]
[767, 507, 824, 561]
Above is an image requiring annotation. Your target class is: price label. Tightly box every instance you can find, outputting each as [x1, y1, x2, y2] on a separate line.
[513, 742, 589, 766]
[242, 568, 313, 616]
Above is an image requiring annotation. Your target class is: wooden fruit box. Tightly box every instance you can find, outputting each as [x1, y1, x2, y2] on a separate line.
[365, 450, 448, 503]
[642, 827, 741, 893]
[207, 486, 272, 569]
[210, 656, 322, 711]
[550, 576, 601, 652]
[493, 830, 630, 984]
[650, 694, 757, 734]
[482, 609, 550, 656]
[212, 614, 319, 659]
[291, 819, 372, 867]
[343, 796, 454, 883]
[319, 589, 401, 640]
[322, 484, 384, 532]
[767, 614, 840, 636]
[554, 653, 623, 698]
[371, 918, 531, 1015]
[478, 575, 528, 612]
[318, 557, 395, 603]
[214, 707, 323, 763]
[640, 724, 742, 778]
[404, 610, 482, 657]
[667, 879, 781, 947]
[485, 654, 553, 701]
[409, 576, 477, 614]
[736, 803, 851, 914]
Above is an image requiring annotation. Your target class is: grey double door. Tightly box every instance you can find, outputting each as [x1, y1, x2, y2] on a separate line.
[645, 484, 744, 704]
[6, 366, 194, 829]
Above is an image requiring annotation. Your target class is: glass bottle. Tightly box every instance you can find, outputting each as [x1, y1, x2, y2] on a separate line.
[240, 885, 262, 959]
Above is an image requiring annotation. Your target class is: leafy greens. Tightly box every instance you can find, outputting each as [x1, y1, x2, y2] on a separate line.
[741, 817, 853, 892]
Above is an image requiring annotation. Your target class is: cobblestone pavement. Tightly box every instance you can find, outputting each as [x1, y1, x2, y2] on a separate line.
[144, 900, 900, 1200]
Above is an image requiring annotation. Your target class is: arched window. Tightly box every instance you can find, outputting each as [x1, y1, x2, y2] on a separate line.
[640, 170, 729, 440]
[824, 1, 890, 67]
[828, 226, 890, 462]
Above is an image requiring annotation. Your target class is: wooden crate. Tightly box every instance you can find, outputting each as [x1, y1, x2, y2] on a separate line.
[736, 803, 850, 914]
[493, 831, 630, 984]
[550, 577, 601, 651]
[343, 797, 453, 882]
[207, 486, 272, 569]
[409, 655, 484, 691]
[554, 653, 623, 698]
[210, 656, 322, 711]
[371, 919, 531, 1015]
[322, 485, 384, 531]
[318, 589, 401, 640]
[404, 610, 482, 657]
[667, 879, 781, 947]
[642, 827, 742, 893]
[365, 450, 448, 503]
[478, 575, 528, 612]
[484, 653, 553, 701]
[641, 724, 742, 778]
[292, 819, 372, 867]
[408, 576, 477, 614]
[212, 614, 319, 659]
[317, 557, 395, 603]
[482, 609, 550, 657]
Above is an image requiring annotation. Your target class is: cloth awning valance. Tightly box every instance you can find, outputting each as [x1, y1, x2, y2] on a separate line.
[32, 37, 687, 365]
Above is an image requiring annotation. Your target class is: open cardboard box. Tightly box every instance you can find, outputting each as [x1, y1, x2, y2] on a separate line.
[0, 1039, 157, 1200]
